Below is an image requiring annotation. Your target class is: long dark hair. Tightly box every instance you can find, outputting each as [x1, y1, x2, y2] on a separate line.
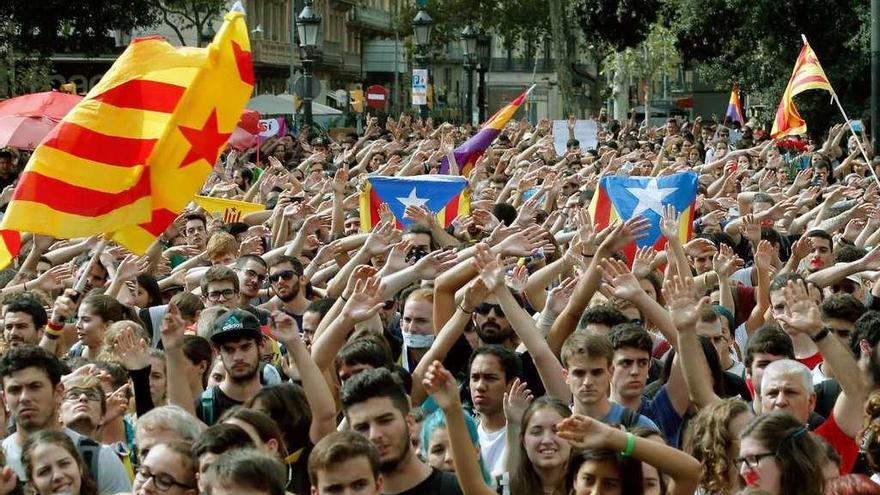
[739, 412, 827, 495]
[23, 430, 99, 495]
[509, 397, 571, 495]
[564, 448, 643, 495]
[246, 382, 312, 451]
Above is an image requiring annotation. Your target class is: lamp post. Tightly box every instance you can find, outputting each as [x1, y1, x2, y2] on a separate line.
[412, 7, 433, 119]
[297, 0, 321, 129]
[476, 33, 491, 124]
[461, 25, 477, 125]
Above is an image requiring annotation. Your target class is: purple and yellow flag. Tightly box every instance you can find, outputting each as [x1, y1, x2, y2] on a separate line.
[440, 85, 534, 176]
[725, 84, 744, 125]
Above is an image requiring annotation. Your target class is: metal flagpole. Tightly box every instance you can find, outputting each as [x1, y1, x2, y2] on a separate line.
[801, 34, 880, 189]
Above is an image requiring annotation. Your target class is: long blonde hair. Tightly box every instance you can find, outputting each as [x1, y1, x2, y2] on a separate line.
[683, 398, 751, 495]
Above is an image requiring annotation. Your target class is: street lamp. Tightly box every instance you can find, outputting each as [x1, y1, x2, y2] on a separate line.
[461, 26, 477, 125]
[476, 33, 491, 123]
[297, 0, 321, 129]
[412, 7, 433, 118]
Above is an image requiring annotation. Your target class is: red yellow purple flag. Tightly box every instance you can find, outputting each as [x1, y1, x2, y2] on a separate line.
[771, 41, 833, 139]
[0, 4, 254, 267]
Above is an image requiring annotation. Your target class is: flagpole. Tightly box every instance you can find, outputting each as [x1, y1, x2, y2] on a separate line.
[801, 33, 880, 190]
[49, 239, 107, 327]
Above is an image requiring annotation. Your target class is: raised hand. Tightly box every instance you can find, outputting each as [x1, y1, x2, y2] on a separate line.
[600, 258, 645, 302]
[473, 243, 505, 292]
[160, 303, 186, 351]
[422, 361, 461, 411]
[384, 240, 414, 274]
[631, 246, 657, 278]
[113, 326, 150, 370]
[659, 204, 682, 241]
[740, 214, 762, 243]
[363, 221, 397, 256]
[661, 274, 704, 331]
[507, 264, 528, 293]
[496, 225, 548, 257]
[34, 263, 74, 292]
[503, 378, 533, 424]
[713, 243, 740, 278]
[598, 216, 651, 255]
[774, 280, 822, 336]
[514, 198, 540, 227]
[546, 277, 577, 315]
[269, 309, 301, 344]
[103, 384, 131, 422]
[753, 239, 775, 271]
[462, 278, 490, 313]
[413, 249, 457, 280]
[404, 205, 437, 228]
[340, 275, 385, 323]
[377, 202, 395, 224]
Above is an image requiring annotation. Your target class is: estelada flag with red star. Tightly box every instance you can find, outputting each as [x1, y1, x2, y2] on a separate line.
[0, 2, 254, 265]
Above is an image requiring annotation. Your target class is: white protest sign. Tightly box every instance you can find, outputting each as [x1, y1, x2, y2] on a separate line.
[553, 119, 599, 154]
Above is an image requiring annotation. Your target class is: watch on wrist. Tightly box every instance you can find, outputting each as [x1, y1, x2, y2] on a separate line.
[811, 327, 830, 343]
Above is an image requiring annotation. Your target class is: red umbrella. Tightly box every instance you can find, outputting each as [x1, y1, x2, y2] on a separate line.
[0, 91, 83, 149]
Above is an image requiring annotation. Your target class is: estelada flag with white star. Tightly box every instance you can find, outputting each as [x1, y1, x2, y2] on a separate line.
[0, 3, 254, 264]
[588, 172, 697, 261]
[359, 175, 470, 231]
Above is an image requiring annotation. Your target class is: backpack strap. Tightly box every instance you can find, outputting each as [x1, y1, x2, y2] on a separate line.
[200, 387, 217, 425]
[619, 407, 639, 429]
[76, 436, 101, 484]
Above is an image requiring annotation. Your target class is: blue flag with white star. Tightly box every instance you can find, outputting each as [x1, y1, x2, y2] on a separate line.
[594, 172, 698, 248]
[360, 175, 470, 229]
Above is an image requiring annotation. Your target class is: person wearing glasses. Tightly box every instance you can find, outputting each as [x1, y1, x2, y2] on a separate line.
[22, 430, 98, 495]
[0, 346, 131, 494]
[132, 441, 197, 495]
[737, 412, 829, 495]
[200, 267, 240, 311]
[58, 375, 105, 442]
[263, 256, 311, 330]
[232, 255, 271, 326]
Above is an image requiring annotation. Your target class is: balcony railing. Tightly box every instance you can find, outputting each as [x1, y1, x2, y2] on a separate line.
[251, 39, 297, 67]
[346, 5, 393, 34]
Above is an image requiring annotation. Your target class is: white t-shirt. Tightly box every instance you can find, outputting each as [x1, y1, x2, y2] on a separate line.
[3, 428, 131, 495]
[477, 422, 507, 478]
[812, 362, 831, 385]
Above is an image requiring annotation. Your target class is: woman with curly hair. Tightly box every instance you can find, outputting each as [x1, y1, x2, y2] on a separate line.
[683, 398, 753, 495]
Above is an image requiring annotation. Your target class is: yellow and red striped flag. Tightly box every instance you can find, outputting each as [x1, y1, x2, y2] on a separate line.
[770, 41, 833, 139]
[0, 5, 254, 267]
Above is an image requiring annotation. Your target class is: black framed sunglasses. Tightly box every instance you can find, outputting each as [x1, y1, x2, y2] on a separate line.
[268, 270, 298, 283]
[474, 303, 504, 317]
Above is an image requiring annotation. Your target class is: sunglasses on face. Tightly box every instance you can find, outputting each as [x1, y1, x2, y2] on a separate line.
[474, 303, 504, 317]
[269, 270, 298, 283]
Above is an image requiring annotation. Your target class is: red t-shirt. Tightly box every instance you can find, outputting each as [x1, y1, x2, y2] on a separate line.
[797, 352, 823, 370]
[815, 413, 858, 474]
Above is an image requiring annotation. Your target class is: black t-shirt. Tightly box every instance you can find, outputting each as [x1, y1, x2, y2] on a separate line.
[194, 386, 243, 425]
[393, 469, 463, 495]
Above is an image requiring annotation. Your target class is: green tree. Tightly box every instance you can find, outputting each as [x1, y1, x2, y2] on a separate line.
[156, 0, 228, 47]
[670, 0, 869, 135]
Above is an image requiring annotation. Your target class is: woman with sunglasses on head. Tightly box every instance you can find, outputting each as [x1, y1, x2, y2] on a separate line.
[22, 430, 97, 495]
[132, 440, 197, 495]
[737, 412, 829, 495]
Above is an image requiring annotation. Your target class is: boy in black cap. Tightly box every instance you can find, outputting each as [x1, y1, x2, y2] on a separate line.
[197, 309, 265, 425]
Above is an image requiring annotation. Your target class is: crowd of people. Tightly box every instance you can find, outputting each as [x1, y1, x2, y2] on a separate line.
[0, 107, 878, 495]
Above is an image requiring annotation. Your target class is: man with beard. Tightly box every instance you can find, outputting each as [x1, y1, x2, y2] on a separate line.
[263, 256, 310, 330]
[0, 345, 130, 494]
[233, 255, 271, 325]
[341, 368, 462, 495]
[3, 297, 47, 348]
[58, 375, 105, 440]
[195, 309, 265, 425]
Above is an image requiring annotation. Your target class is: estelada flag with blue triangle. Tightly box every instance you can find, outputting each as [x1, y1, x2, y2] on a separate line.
[588, 172, 698, 261]
[359, 175, 470, 230]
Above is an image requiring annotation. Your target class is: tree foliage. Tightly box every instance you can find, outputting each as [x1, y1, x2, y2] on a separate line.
[669, 0, 870, 133]
[0, 0, 160, 57]
[575, 0, 660, 51]
[157, 0, 228, 47]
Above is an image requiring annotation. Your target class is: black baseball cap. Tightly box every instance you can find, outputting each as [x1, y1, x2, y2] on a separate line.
[210, 309, 262, 344]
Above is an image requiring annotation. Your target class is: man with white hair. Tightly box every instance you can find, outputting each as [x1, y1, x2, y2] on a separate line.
[134, 405, 206, 461]
[760, 280, 867, 473]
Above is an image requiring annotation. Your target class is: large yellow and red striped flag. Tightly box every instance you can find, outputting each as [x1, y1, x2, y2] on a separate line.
[770, 41, 833, 139]
[0, 5, 254, 267]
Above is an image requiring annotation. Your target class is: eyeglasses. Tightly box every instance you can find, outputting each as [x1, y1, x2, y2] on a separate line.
[135, 466, 194, 492]
[474, 303, 505, 317]
[239, 268, 267, 284]
[207, 288, 237, 301]
[268, 270, 297, 283]
[735, 452, 776, 470]
[63, 388, 101, 402]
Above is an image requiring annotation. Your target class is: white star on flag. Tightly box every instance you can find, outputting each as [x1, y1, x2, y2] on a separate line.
[396, 188, 430, 210]
[627, 179, 677, 217]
